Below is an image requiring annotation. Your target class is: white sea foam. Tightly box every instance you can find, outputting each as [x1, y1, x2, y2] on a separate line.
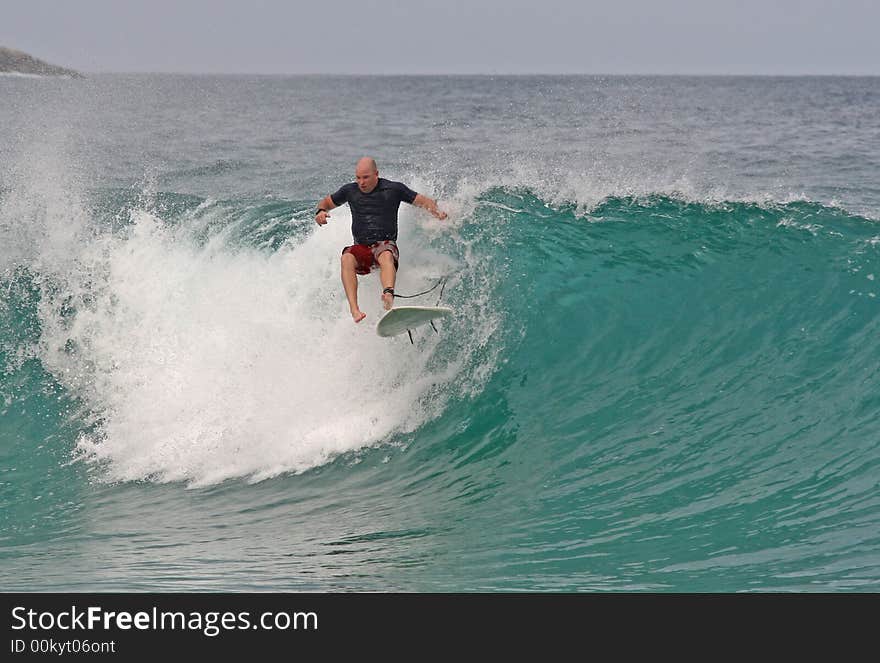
[18, 186, 485, 486]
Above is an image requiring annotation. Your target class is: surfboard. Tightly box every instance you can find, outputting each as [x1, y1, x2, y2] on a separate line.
[376, 305, 453, 338]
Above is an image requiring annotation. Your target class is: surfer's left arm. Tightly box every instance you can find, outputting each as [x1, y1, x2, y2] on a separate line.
[413, 194, 448, 220]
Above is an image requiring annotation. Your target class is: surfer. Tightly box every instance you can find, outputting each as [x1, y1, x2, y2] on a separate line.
[315, 157, 448, 323]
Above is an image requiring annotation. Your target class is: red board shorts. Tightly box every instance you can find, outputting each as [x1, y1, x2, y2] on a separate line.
[342, 240, 400, 275]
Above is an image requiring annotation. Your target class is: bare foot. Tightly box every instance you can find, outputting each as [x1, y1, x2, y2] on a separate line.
[352, 310, 366, 323]
[382, 292, 394, 310]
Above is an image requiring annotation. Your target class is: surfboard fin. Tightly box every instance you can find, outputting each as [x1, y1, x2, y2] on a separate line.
[406, 321, 437, 344]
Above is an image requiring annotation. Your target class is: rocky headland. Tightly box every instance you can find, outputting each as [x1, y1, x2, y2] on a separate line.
[0, 46, 83, 77]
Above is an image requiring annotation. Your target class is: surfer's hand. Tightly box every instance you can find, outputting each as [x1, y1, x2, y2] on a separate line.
[316, 210, 329, 225]
[434, 209, 448, 220]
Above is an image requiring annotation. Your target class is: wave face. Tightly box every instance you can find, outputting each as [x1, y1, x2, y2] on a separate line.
[2, 74, 880, 591]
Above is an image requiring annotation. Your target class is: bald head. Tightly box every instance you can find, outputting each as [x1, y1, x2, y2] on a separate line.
[355, 157, 380, 193]
[356, 157, 378, 173]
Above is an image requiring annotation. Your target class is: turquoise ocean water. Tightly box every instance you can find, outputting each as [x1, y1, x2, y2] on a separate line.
[2, 75, 879, 591]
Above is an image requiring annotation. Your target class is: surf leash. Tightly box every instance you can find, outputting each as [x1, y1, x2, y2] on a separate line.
[391, 277, 447, 306]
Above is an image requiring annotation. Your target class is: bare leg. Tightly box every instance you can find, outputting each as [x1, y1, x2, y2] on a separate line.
[377, 251, 397, 310]
[341, 253, 366, 322]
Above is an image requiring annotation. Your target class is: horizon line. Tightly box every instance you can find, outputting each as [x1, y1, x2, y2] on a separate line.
[67, 70, 880, 78]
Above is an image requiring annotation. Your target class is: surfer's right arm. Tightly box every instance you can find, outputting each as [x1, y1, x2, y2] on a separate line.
[315, 196, 337, 226]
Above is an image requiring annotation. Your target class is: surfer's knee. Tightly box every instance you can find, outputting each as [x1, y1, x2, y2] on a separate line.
[376, 251, 397, 275]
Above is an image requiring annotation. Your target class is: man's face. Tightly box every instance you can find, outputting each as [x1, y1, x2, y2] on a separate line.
[356, 165, 379, 193]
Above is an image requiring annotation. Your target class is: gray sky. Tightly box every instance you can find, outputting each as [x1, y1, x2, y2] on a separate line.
[3, 0, 879, 75]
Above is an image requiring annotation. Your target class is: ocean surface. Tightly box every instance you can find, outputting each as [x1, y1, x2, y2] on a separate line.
[2, 74, 879, 591]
